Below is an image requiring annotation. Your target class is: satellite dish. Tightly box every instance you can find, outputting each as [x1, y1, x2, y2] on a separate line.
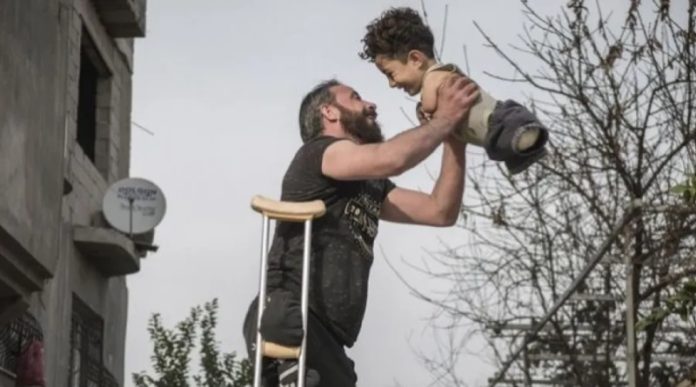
[102, 177, 167, 235]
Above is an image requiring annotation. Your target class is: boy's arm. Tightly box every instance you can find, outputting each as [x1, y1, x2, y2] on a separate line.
[380, 137, 466, 227]
[420, 71, 460, 116]
[322, 76, 478, 180]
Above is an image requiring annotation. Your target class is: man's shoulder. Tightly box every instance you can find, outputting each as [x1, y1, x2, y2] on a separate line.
[295, 135, 354, 160]
[298, 135, 346, 150]
[281, 136, 346, 201]
[286, 136, 348, 175]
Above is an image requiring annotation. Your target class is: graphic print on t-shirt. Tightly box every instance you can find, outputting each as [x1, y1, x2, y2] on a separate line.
[343, 182, 382, 257]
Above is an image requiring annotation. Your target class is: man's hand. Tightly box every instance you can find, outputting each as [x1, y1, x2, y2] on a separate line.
[432, 75, 479, 128]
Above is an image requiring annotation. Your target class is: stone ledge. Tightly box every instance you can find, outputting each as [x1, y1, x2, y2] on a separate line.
[92, 0, 147, 38]
[73, 226, 140, 276]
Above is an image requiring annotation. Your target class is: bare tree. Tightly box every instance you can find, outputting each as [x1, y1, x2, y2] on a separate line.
[406, 1, 696, 386]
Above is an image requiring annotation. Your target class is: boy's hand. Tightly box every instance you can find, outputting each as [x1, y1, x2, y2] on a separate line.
[432, 75, 479, 129]
[415, 102, 429, 125]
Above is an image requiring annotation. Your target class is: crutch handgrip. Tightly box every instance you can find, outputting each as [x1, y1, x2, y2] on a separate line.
[251, 195, 326, 222]
[262, 341, 301, 359]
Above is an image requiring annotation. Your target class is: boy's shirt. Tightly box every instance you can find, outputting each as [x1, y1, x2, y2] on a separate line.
[419, 62, 497, 146]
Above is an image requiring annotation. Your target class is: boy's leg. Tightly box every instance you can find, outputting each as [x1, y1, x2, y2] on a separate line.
[516, 125, 542, 151]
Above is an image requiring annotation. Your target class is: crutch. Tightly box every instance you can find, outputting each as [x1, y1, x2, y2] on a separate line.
[250, 195, 326, 387]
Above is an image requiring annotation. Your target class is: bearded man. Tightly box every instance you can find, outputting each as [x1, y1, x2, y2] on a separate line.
[243, 77, 478, 387]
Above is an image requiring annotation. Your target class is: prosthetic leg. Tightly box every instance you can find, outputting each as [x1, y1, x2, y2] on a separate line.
[250, 195, 326, 387]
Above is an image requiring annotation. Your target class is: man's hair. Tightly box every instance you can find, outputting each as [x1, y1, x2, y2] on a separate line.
[298, 79, 341, 143]
[359, 7, 435, 62]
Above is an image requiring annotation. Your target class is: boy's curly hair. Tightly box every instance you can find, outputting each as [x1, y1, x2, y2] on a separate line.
[359, 7, 435, 62]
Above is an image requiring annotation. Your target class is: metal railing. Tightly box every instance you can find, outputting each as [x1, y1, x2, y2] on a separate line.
[488, 200, 644, 386]
[0, 312, 43, 375]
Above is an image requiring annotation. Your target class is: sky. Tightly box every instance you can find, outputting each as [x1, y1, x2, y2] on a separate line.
[124, 1, 571, 386]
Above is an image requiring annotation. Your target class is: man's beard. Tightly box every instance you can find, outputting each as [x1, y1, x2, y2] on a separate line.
[334, 104, 384, 144]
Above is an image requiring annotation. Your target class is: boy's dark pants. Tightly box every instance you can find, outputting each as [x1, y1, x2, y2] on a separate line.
[485, 99, 549, 175]
[243, 296, 358, 387]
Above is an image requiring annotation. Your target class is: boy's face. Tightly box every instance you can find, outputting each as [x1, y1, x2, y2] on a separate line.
[375, 53, 426, 96]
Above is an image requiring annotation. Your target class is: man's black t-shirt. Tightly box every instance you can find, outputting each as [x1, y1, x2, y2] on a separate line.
[266, 136, 395, 347]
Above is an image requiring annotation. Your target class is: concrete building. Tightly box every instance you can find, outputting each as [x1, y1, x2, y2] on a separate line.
[0, 0, 150, 385]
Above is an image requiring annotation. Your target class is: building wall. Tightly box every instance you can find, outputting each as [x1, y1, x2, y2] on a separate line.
[0, 0, 146, 385]
[0, 0, 67, 296]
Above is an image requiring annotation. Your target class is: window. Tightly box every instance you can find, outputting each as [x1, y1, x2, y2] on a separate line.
[0, 312, 43, 376]
[77, 47, 98, 162]
[69, 296, 104, 387]
[102, 368, 119, 387]
[76, 28, 109, 166]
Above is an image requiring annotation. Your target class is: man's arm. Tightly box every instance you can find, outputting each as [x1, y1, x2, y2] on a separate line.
[380, 138, 466, 227]
[322, 77, 478, 180]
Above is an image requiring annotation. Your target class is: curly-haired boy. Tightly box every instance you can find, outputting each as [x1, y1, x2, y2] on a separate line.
[360, 7, 548, 174]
